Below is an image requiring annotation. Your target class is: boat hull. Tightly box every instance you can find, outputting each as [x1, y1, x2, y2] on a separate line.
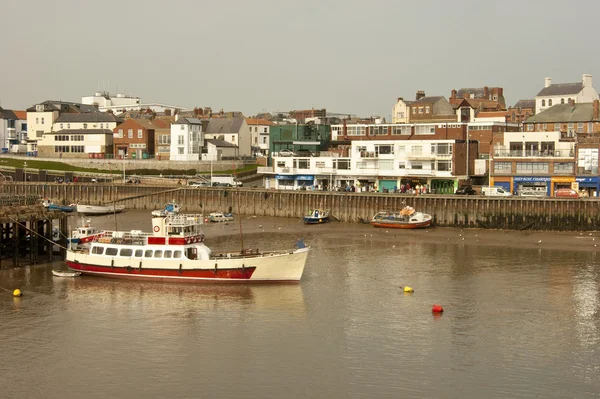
[303, 216, 329, 224]
[77, 204, 125, 216]
[65, 247, 309, 283]
[48, 204, 75, 212]
[371, 219, 432, 229]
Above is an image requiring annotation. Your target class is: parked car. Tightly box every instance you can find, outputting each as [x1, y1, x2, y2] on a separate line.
[278, 149, 294, 157]
[455, 185, 476, 195]
[555, 188, 579, 198]
[481, 186, 512, 197]
[519, 190, 547, 198]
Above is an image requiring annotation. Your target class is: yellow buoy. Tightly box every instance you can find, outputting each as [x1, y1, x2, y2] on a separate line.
[13, 289, 22, 297]
[403, 286, 414, 293]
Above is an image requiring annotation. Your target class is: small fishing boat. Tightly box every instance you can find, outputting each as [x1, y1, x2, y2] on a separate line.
[208, 212, 234, 223]
[76, 204, 125, 216]
[70, 221, 104, 245]
[52, 270, 81, 277]
[151, 201, 181, 217]
[42, 199, 75, 212]
[303, 209, 330, 224]
[371, 206, 432, 229]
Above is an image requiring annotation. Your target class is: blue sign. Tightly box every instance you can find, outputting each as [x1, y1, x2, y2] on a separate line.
[512, 176, 551, 182]
[576, 177, 599, 183]
[275, 174, 295, 180]
[295, 175, 315, 181]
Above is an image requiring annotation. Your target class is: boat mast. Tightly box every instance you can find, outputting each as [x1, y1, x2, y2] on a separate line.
[234, 161, 244, 252]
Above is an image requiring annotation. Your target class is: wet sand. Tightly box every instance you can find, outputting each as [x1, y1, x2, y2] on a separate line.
[201, 215, 600, 253]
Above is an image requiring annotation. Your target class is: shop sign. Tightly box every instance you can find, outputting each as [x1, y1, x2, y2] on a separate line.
[295, 175, 315, 181]
[513, 176, 551, 182]
[275, 174, 295, 180]
[576, 177, 599, 183]
[551, 176, 575, 183]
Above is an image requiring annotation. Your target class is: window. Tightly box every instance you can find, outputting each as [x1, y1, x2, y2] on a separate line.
[118, 129, 123, 138]
[542, 100, 545, 107]
[92, 246, 104, 255]
[232, 136, 235, 142]
[437, 161, 451, 171]
[315, 161, 325, 168]
[432, 143, 452, 155]
[263, 137, 267, 144]
[561, 98, 565, 104]
[277, 161, 286, 168]
[181, 125, 184, 130]
[333, 159, 351, 170]
[392, 126, 410, 135]
[527, 124, 534, 131]
[494, 162, 511, 173]
[41, 117, 45, 124]
[577, 122, 584, 133]
[154, 250, 163, 258]
[398, 162, 405, 169]
[178, 147, 184, 154]
[554, 162, 573, 174]
[411, 162, 423, 170]
[83, 123, 87, 129]
[60, 123, 63, 129]
[415, 125, 435, 134]
[127, 129, 132, 138]
[411, 145, 422, 155]
[356, 161, 367, 169]
[516, 162, 549, 174]
[159, 135, 170, 144]
[144, 250, 153, 258]
[36, 118, 39, 124]
[298, 159, 309, 169]
[375, 144, 393, 155]
[264, 127, 267, 133]
[178, 135, 184, 145]
[163, 250, 172, 259]
[120, 248, 133, 257]
[346, 126, 366, 136]
[67, 123, 70, 129]
[554, 123, 560, 131]
[543, 123, 547, 130]
[589, 123, 593, 133]
[425, 106, 430, 113]
[568, 122, 574, 129]
[138, 129, 143, 138]
[174, 251, 182, 258]
[548, 99, 553, 106]
[135, 249, 143, 257]
[371, 126, 388, 136]
[105, 247, 118, 256]
[418, 107, 424, 114]
[412, 107, 417, 114]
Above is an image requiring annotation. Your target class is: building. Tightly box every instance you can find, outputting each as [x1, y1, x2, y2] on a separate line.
[269, 123, 331, 160]
[507, 99, 535, 126]
[153, 118, 173, 160]
[113, 119, 165, 159]
[408, 91, 455, 123]
[53, 113, 119, 132]
[0, 108, 27, 153]
[25, 100, 98, 152]
[449, 86, 506, 108]
[37, 129, 114, 158]
[246, 118, 272, 156]
[203, 117, 250, 157]
[535, 74, 599, 114]
[289, 109, 326, 123]
[204, 139, 238, 160]
[170, 117, 203, 161]
[82, 91, 187, 115]
[523, 100, 600, 136]
[392, 97, 411, 123]
[491, 131, 576, 196]
[260, 138, 472, 193]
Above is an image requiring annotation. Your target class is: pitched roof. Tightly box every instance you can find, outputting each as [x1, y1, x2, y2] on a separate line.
[26, 100, 99, 113]
[246, 118, 273, 126]
[0, 108, 17, 120]
[411, 96, 444, 105]
[173, 117, 203, 125]
[13, 111, 27, 120]
[55, 113, 118, 123]
[48, 129, 114, 135]
[536, 83, 583, 97]
[205, 138, 237, 148]
[205, 116, 245, 134]
[512, 99, 535, 109]
[524, 103, 594, 123]
[457, 88, 486, 99]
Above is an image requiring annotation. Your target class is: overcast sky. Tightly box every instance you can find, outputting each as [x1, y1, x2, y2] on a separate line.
[1, 0, 599, 118]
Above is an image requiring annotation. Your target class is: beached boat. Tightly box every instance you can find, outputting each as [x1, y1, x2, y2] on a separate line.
[303, 209, 330, 224]
[371, 206, 432, 229]
[208, 212, 234, 223]
[151, 201, 181, 217]
[52, 270, 81, 277]
[65, 211, 309, 283]
[76, 204, 125, 216]
[42, 199, 75, 213]
[69, 221, 104, 245]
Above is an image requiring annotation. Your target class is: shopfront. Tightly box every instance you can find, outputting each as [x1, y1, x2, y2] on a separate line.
[275, 174, 295, 190]
[400, 178, 429, 194]
[296, 175, 315, 190]
[378, 179, 398, 193]
[490, 176, 514, 193]
[576, 176, 599, 197]
[512, 176, 550, 195]
[430, 179, 456, 194]
[550, 176, 575, 196]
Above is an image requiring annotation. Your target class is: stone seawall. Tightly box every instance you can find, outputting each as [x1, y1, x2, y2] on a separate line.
[3, 183, 600, 231]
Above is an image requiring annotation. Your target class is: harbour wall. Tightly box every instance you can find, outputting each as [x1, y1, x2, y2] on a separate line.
[3, 183, 600, 231]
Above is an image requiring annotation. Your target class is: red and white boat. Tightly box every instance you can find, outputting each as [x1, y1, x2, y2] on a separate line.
[371, 206, 432, 229]
[65, 211, 310, 283]
[70, 221, 105, 245]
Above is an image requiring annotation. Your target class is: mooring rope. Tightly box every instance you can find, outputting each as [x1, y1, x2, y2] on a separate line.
[5, 215, 70, 251]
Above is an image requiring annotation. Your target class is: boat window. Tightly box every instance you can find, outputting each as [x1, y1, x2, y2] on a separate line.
[120, 248, 133, 257]
[134, 249, 143, 257]
[144, 250, 153, 258]
[105, 247, 118, 256]
[164, 250, 172, 259]
[154, 250, 163, 258]
[92, 246, 104, 255]
[173, 250, 182, 258]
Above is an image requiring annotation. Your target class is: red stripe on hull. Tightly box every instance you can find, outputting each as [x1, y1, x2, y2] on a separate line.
[371, 220, 432, 229]
[66, 261, 256, 281]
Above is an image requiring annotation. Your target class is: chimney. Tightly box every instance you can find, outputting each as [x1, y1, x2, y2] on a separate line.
[583, 74, 593, 88]
[484, 86, 489, 99]
[397, 97, 403, 102]
[451, 89, 457, 101]
[545, 77, 552, 88]
[416, 90, 425, 101]
[594, 99, 599, 120]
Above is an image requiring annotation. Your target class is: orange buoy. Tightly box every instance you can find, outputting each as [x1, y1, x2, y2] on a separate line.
[432, 304, 444, 313]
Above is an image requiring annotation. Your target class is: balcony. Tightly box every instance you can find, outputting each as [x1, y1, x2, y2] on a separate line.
[7, 128, 16, 139]
[493, 149, 575, 158]
[257, 166, 273, 174]
[359, 151, 377, 158]
[407, 152, 435, 160]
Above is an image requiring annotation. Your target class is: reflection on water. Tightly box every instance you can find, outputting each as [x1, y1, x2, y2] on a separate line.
[1, 223, 600, 398]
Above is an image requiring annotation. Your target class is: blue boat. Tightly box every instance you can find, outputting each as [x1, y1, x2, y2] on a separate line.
[42, 199, 75, 213]
[303, 209, 330, 224]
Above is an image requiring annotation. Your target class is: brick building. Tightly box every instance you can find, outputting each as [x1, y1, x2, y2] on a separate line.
[113, 119, 163, 159]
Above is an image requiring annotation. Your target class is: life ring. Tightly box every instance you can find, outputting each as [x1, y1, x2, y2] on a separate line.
[153, 226, 160, 232]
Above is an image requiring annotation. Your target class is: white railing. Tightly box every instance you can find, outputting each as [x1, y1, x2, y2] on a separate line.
[7, 128, 16, 139]
[257, 166, 273, 174]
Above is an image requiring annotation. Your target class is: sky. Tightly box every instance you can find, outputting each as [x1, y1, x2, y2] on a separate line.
[1, 0, 600, 119]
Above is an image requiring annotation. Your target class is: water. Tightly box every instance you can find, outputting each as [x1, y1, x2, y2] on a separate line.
[1, 213, 599, 398]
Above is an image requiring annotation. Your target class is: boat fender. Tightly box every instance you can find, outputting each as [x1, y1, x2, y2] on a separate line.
[403, 286, 414, 293]
[111, 259, 114, 269]
[179, 263, 183, 275]
[214, 263, 218, 275]
[139, 261, 142, 270]
[13, 289, 22, 297]
[432, 304, 444, 313]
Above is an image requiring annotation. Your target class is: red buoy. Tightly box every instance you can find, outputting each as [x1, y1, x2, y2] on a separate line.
[432, 304, 444, 313]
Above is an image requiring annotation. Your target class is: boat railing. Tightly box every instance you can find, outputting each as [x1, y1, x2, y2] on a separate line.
[95, 230, 152, 245]
[166, 214, 205, 227]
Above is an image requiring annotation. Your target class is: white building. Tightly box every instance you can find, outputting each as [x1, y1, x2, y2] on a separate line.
[81, 91, 187, 115]
[53, 113, 118, 132]
[535, 74, 599, 114]
[391, 97, 411, 123]
[37, 129, 114, 158]
[0, 109, 28, 152]
[261, 139, 458, 192]
[246, 118, 272, 156]
[170, 117, 203, 161]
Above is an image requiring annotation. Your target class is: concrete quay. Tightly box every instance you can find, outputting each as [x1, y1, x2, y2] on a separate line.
[2, 183, 600, 231]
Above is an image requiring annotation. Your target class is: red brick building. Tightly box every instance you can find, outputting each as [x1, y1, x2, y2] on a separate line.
[113, 119, 164, 159]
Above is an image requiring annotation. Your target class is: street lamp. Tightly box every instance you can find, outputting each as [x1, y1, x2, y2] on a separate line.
[466, 129, 469, 183]
[24, 161, 27, 182]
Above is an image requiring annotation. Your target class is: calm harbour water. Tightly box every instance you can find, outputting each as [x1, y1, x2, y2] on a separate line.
[1, 214, 599, 398]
